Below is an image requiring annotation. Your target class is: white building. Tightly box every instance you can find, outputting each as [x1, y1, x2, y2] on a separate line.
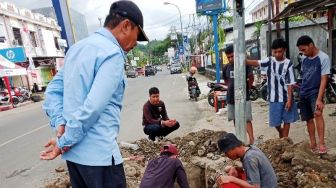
[0, 1, 65, 91]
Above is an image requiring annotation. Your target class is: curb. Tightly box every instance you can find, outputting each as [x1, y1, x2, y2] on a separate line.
[0, 105, 13, 112]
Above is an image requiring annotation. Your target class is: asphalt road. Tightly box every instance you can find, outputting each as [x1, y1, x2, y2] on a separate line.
[0, 68, 200, 188]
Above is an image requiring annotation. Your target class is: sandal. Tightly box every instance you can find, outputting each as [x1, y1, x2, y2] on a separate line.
[319, 145, 328, 154]
[310, 147, 319, 154]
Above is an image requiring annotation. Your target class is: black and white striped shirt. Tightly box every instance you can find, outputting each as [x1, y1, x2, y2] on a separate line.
[258, 57, 296, 102]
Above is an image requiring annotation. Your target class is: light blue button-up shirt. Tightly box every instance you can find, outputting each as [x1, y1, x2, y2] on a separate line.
[43, 28, 127, 166]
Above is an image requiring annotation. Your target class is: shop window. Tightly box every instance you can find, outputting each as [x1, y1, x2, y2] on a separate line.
[29, 31, 38, 47]
[54, 37, 60, 50]
[12, 27, 23, 46]
[0, 24, 5, 43]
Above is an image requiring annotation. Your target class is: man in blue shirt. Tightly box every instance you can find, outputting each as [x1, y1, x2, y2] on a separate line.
[40, 1, 148, 187]
[296, 35, 330, 154]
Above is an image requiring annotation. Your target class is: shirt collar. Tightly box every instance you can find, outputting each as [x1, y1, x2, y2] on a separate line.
[95, 27, 127, 60]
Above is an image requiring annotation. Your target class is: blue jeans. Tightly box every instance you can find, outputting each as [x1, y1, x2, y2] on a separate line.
[143, 122, 180, 141]
[66, 159, 126, 188]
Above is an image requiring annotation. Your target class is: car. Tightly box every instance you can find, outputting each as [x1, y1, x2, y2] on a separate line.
[145, 65, 156, 76]
[136, 67, 144, 76]
[156, 66, 162, 71]
[170, 64, 182, 74]
[126, 67, 138, 78]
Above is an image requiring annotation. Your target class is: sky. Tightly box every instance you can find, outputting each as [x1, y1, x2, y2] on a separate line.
[5, 0, 264, 41]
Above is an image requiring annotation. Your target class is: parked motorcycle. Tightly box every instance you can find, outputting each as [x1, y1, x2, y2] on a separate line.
[249, 76, 268, 101]
[207, 82, 227, 106]
[187, 76, 200, 101]
[11, 87, 31, 103]
[0, 90, 19, 106]
[326, 68, 336, 104]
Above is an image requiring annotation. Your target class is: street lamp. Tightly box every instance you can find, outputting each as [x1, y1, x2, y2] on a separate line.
[164, 2, 185, 65]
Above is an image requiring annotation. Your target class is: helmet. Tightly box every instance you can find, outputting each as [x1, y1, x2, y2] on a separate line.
[189, 66, 197, 74]
[160, 144, 179, 155]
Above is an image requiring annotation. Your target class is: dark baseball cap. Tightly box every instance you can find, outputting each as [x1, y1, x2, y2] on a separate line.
[217, 133, 242, 153]
[109, 0, 149, 41]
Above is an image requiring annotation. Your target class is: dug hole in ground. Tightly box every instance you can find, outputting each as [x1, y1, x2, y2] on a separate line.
[44, 74, 336, 188]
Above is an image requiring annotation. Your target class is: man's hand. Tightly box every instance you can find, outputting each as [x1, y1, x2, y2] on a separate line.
[225, 166, 239, 177]
[40, 138, 61, 160]
[285, 100, 292, 111]
[162, 119, 176, 127]
[216, 175, 233, 186]
[315, 99, 324, 112]
[56, 124, 65, 138]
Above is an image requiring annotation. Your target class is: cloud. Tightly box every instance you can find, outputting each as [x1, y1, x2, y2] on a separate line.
[5, 0, 258, 40]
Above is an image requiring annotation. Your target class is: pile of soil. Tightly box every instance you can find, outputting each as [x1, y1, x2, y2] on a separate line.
[259, 138, 336, 188]
[44, 130, 336, 188]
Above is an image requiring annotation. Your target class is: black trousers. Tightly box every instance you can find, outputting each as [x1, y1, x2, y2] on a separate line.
[143, 121, 180, 141]
[66, 159, 126, 188]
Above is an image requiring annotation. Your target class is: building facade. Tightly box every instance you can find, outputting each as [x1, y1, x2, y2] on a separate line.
[250, 0, 299, 22]
[0, 1, 65, 91]
[32, 7, 89, 42]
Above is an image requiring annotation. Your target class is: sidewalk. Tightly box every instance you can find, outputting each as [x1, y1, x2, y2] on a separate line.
[0, 100, 34, 112]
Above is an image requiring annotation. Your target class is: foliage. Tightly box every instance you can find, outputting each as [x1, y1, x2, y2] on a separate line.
[253, 21, 264, 39]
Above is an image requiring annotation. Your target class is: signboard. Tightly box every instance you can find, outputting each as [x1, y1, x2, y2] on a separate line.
[179, 46, 184, 54]
[196, 0, 226, 13]
[131, 60, 137, 67]
[168, 47, 175, 58]
[0, 47, 26, 63]
[183, 35, 188, 44]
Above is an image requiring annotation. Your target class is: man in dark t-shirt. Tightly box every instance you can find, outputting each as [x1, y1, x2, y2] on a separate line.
[140, 144, 190, 188]
[142, 87, 180, 141]
[296, 35, 330, 154]
[222, 45, 255, 144]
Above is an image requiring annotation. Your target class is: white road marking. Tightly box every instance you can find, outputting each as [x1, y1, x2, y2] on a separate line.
[0, 124, 48, 148]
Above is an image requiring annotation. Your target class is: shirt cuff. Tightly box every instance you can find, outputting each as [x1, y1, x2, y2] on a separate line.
[55, 117, 66, 130]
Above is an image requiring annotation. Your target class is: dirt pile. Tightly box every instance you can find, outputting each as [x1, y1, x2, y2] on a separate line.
[259, 138, 336, 188]
[44, 130, 336, 188]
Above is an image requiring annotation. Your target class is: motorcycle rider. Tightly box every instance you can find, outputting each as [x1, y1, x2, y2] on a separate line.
[186, 66, 200, 99]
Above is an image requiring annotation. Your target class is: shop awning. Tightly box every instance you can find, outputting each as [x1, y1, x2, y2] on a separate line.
[273, 0, 336, 21]
[0, 55, 27, 77]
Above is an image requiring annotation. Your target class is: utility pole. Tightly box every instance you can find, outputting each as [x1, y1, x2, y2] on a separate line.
[268, 0, 273, 56]
[275, 0, 281, 38]
[192, 14, 198, 54]
[233, 0, 246, 143]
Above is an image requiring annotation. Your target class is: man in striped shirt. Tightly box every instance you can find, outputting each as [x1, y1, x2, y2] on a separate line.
[247, 38, 298, 138]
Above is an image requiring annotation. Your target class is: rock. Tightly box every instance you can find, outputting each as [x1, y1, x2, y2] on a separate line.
[189, 141, 196, 146]
[306, 172, 321, 182]
[197, 149, 206, 157]
[281, 151, 294, 162]
[321, 153, 336, 162]
[55, 167, 65, 173]
[125, 166, 137, 177]
[206, 153, 214, 159]
[211, 155, 220, 160]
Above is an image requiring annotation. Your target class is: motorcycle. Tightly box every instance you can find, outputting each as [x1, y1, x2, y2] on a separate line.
[10, 87, 31, 103]
[187, 76, 200, 101]
[207, 82, 227, 106]
[0, 90, 19, 106]
[249, 76, 268, 101]
[326, 68, 336, 104]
